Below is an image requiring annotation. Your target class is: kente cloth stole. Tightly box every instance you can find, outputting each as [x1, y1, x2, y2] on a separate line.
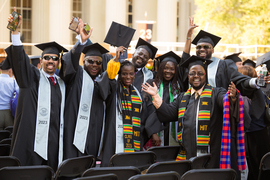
[158, 82, 177, 140]
[176, 84, 212, 161]
[122, 86, 142, 152]
[220, 90, 246, 170]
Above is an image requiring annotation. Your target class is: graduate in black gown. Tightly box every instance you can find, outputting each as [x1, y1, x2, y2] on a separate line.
[180, 17, 267, 121]
[6, 10, 68, 171]
[144, 51, 182, 147]
[96, 46, 163, 167]
[59, 20, 109, 161]
[143, 55, 246, 180]
[132, 38, 158, 91]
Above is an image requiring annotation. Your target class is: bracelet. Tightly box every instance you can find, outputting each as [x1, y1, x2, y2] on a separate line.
[187, 37, 191, 40]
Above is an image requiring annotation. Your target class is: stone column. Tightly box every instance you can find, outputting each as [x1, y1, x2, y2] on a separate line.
[0, 0, 11, 49]
[156, 0, 177, 44]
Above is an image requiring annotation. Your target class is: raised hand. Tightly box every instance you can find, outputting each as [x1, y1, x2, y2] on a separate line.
[114, 46, 127, 62]
[78, 19, 92, 43]
[187, 17, 199, 38]
[142, 82, 158, 96]
[228, 81, 237, 100]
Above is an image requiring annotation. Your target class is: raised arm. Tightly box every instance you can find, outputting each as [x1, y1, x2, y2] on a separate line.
[183, 17, 198, 55]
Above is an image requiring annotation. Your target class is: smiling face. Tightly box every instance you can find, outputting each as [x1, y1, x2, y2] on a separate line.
[162, 61, 176, 83]
[83, 56, 102, 79]
[119, 65, 135, 87]
[41, 54, 59, 75]
[132, 47, 150, 69]
[188, 65, 206, 90]
[196, 42, 214, 59]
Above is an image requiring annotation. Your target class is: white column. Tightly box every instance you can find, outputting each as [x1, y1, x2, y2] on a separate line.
[48, 0, 72, 48]
[105, 0, 127, 37]
[0, 0, 11, 49]
[156, 0, 177, 44]
[178, 0, 196, 42]
[31, 0, 50, 55]
[82, 0, 106, 44]
[132, 0, 157, 41]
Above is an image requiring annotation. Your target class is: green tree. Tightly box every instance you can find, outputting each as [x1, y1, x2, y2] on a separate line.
[194, 0, 270, 49]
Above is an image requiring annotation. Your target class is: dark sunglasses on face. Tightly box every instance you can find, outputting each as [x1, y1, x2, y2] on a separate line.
[189, 72, 206, 77]
[196, 45, 212, 50]
[43, 55, 59, 61]
[86, 59, 102, 65]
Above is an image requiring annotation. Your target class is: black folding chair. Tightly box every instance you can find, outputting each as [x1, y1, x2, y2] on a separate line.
[74, 173, 118, 180]
[180, 169, 237, 180]
[0, 144, 10, 156]
[54, 155, 95, 180]
[189, 154, 211, 169]
[0, 130, 10, 141]
[147, 146, 180, 162]
[4, 126, 13, 134]
[109, 151, 156, 171]
[0, 138, 12, 145]
[146, 160, 191, 177]
[0, 165, 54, 180]
[0, 156, 21, 169]
[129, 171, 180, 180]
[258, 152, 270, 180]
[82, 166, 140, 180]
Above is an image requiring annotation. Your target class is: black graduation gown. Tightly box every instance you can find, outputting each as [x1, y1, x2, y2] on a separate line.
[180, 52, 265, 120]
[5, 45, 62, 171]
[156, 87, 228, 168]
[60, 44, 105, 160]
[96, 73, 163, 167]
[133, 68, 155, 92]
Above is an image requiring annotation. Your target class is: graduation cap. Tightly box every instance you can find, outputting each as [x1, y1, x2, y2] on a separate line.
[243, 59, 256, 68]
[180, 55, 212, 70]
[224, 52, 242, 63]
[82, 43, 109, 57]
[0, 58, 11, 70]
[29, 55, 41, 67]
[135, 38, 158, 60]
[192, 30, 221, 48]
[104, 21, 136, 49]
[156, 51, 181, 64]
[35, 41, 68, 57]
[256, 51, 270, 67]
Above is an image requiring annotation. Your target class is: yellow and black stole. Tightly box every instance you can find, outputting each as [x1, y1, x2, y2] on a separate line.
[122, 86, 142, 152]
[176, 84, 212, 160]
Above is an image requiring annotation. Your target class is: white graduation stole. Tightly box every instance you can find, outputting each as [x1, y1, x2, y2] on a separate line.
[34, 70, 66, 165]
[207, 57, 220, 87]
[73, 69, 94, 153]
[142, 67, 153, 85]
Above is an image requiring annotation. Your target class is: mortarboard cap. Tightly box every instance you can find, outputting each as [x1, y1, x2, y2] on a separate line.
[104, 21, 136, 49]
[256, 51, 270, 66]
[192, 30, 221, 48]
[0, 58, 11, 70]
[135, 38, 158, 60]
[224, 52, 242, 63]
[35, 41, 68, 57]
[243, 59, 256, 68]
[156, 51, 181, 64]
[82, 43, 109, 57]
[180, 55, 212, 70]
[29, 55, 41, 67]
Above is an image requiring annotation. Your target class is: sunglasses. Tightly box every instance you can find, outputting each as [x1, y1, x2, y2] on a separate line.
[196, 45, 212, 50]
[188, 72, 206, 77]
[43, 56, 59, 61]
[86, 59, 102, 65]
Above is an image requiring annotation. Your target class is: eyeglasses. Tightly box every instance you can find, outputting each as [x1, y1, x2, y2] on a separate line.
[188, 72, 206, 77]
[196, 45, 212, 50]
[86, 59, 102, 65]
[43, 56, 59, 61]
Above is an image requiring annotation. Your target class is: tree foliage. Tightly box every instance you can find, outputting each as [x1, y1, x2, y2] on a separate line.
[194, 0, 270, 47]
